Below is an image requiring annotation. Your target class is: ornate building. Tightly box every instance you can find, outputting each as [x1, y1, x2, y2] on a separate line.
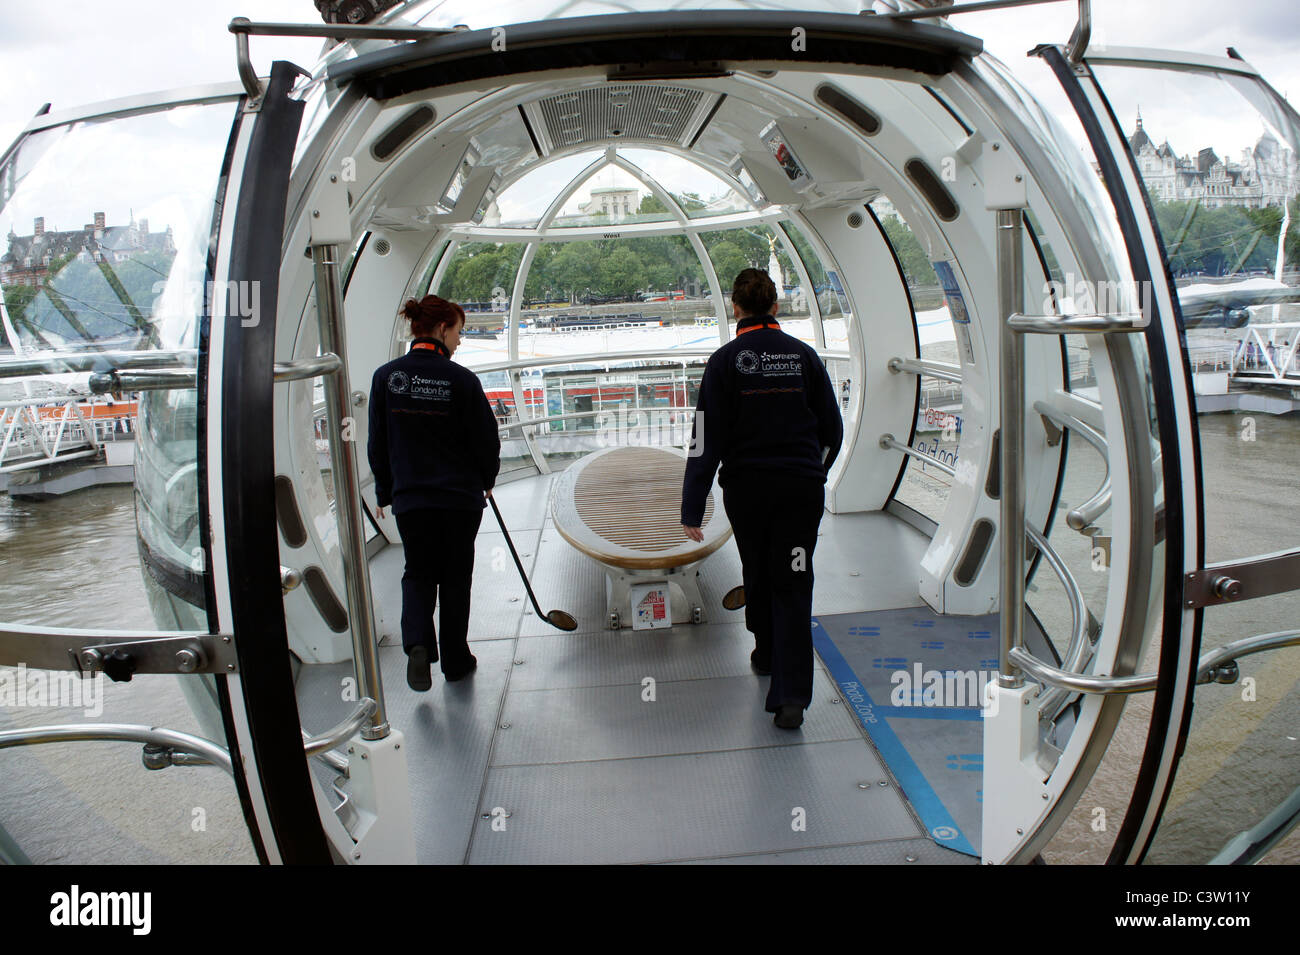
[1, 213, 175, 287]
[1127, 111, 1298, 210]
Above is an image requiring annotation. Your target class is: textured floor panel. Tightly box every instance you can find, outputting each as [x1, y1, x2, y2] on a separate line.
[493, 670, 855, 766]
[372, 529, 535, 647]
[517, 527, 614, 636]
[670, 837, 977, 865]
[510, 620, 765, 691]
[466, 738, 920, 864]
[490, 471, 557, 532]
[298, 640, 517, 865]
[812, 511, 930, 615]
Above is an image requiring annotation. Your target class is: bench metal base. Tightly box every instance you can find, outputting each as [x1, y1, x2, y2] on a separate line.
[603, 563, 708, 630]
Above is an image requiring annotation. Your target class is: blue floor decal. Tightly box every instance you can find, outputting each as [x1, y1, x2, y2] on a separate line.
[809, 606, 1036, 859]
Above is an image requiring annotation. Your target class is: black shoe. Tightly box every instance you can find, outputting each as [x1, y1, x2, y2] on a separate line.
[774, 704, 804, 729]
[750, 649, 771, 676]
[444, 655, 477, 683]
[406, 647, 432, 692]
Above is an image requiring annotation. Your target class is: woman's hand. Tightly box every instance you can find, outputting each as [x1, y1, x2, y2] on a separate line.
[376, 505, 386, 519]
[682, 524, 704, 542]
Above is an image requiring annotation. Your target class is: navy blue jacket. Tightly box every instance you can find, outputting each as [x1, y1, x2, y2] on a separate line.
[368, 337, 500, 514]
[681, 315, 843, 527]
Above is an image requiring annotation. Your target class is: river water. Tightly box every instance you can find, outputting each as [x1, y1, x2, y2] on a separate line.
[0, 410, 1295, 864]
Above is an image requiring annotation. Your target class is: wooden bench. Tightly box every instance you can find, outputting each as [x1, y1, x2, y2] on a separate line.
[550, 445, 732, 628]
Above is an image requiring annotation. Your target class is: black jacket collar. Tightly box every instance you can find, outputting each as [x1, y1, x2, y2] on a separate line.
[409, 337, 450, 358]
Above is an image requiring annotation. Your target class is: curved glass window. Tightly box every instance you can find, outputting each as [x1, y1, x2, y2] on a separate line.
[548, 164, 675, 228]
[1089, 60, 1300, 865]
[699, 225, 814, 344]
[0, 100, 239, 628]
[869, 199, 955, 524]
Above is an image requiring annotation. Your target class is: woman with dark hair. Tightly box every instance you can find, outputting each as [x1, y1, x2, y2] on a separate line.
[368, 294, 501, 691]
[681, 268, 842, 729]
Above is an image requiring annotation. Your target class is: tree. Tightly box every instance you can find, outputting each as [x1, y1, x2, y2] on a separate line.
[880, 217, 938, 287]
[708, 240, 747, 286]
[598, 246, 644, 297]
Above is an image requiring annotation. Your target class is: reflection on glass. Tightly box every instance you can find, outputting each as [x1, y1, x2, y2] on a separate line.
[1083, 62, 1299, 863]
[0, 100, 238, 628]
[870, 200, 955, 523]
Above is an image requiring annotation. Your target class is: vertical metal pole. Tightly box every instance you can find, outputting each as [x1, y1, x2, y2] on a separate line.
[312, 242, 390, 739]
[997, 209, 1026, 688]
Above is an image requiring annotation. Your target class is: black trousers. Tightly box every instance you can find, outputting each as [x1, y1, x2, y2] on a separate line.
[722, 477, 825, 712]
[394, 506, 482, 673]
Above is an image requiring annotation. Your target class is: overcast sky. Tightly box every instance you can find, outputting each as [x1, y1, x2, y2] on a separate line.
[2, 1, 1298, 174]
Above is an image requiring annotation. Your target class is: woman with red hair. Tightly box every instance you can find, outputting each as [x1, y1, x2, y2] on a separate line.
[368, 294, 501, 690]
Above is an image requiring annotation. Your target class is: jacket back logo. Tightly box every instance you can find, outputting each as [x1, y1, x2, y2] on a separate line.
[736, 349, 760, 374]
[388, 370, 410, 394]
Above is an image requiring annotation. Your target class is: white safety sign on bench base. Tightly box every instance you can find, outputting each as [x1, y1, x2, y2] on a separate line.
[629, 580, 672, 631]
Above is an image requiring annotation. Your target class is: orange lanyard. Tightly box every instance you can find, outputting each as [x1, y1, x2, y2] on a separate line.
[411, 341, 447, 354]
[736, 323, 780, 335]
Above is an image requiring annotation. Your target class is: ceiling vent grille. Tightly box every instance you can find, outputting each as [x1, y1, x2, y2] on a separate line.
[529, 85, 716, 153]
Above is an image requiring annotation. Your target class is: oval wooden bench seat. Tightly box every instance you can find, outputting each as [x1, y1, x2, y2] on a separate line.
[550, 446, 732, 570]
[550, 446, 733, 627]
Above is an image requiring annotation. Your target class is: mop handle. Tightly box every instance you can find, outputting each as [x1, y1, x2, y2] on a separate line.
[487, 494, 548, 621]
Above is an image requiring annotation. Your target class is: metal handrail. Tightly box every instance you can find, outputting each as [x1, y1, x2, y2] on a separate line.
[1007, 312, 1147, 334]
[0, 348, 197, 379]
[275, 354, 341, 382]
[89, 369, 196, 393]
[468, 347, 852, 376]
[498, 405, 697, 435]
[888, 356, 963, 384]
[303, 730, 351, 775]
[303, 699, 376, 757]
[880, 430, 1092, 715]
[0, 723, 233, 776]
[1009, 630, 1300, 696]
[1033, 400, 1112, 531]
[879, 433, 957, 476]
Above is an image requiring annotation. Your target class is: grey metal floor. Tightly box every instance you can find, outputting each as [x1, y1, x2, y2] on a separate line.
[296, 473, 975, 864]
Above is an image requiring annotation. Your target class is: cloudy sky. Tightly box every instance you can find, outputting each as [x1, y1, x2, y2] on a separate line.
[2, 1, 1298, 174]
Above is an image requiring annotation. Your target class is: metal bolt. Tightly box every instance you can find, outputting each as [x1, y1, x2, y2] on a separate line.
[352, 849, 361, 859]
[858, 782, 870, 789]
[348, 746, 355, 755]
[80, 648, 103, 670]
[1016, 827, 1024, 835]
[1212, 576, 1242, 600]
[1042, 792, 1050, 800]
[514, 659, 525, 665]
[905, 855, 917, 863]
[394, 743, 400, 750]
[850, 571, 860, 577]
[329, 174, 338, 183]
[175, 648, 201, 673]
[360, 752, 368, 760]
[500, 722, 510, 729]
[879, 780, 888, 787]
[992, 142, 1001, 151]
[312, 210, 320, 218]
[1014, 174, 1023, 182]
[831, 697, 840, 704]
[226, 664, 235, 671]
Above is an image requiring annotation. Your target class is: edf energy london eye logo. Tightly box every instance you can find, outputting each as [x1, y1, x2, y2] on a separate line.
[736, 349, 760, 374]
[388, 370, 410, 394]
